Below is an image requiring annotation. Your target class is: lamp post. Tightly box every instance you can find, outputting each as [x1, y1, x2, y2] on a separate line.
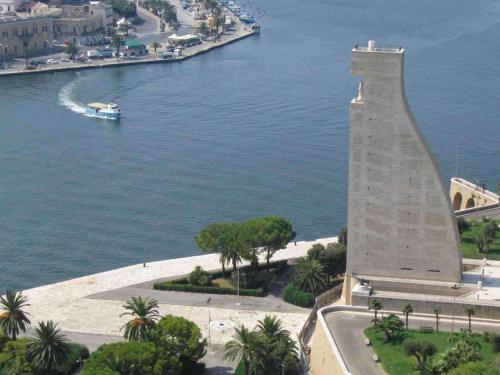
[451, 284, 459, 334]
[206, 297, 211, 347]
[281, 362, 285, 375]
[235, 264, 240, 306]
[46, 39, 51, 56]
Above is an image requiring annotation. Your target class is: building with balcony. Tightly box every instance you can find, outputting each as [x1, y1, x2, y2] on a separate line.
[0, 12, 53, 57]
[52, 3, 106, 44]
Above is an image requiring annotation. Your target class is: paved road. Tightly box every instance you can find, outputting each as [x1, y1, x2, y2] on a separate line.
[325, 311, 500, 375]
[325, 312, 385, 375]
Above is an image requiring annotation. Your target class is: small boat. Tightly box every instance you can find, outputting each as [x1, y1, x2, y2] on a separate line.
[85, 102, 121, 120]
[239, 14, 255, 23]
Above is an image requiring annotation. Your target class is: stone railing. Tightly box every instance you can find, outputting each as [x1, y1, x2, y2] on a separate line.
[298, 282, 344, 355]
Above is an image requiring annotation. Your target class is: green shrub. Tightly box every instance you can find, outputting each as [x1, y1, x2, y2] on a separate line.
[58, 342, 89, 373]
[153, 282, 265, 297]
[483, 331, 491, 342]
[181, 360, 205, 374]
[150, 315, 207, 364]
[188, 266, 211, 286]
[231, 269, 256, 289]
[82, 341, 181, 375]
[108, 0, 136, 17]
[491, 333, 500, 353]
[282, 283, 315, 307]
[0, 338, 33, 374]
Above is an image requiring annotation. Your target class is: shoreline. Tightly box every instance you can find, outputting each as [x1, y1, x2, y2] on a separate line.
[0, 28, 255, 78]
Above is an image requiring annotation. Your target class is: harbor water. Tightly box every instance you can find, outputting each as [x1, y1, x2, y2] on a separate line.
[0, 0, 499, 291]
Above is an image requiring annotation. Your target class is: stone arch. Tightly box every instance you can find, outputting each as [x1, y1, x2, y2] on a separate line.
[452, 193, 463, 211]
[465, 198, 475, 209]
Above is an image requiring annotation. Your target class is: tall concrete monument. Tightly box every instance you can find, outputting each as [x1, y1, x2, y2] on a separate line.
[346, 41, 462, 286]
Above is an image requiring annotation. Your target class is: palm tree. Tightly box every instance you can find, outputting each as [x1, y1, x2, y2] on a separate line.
[402, 303, 413, 330]
[0, 290, 31, 340]
[291, 257, 327, 295]
[464, 306, 475, 332]
[197, 21, 209, 36]
[150, 41, 161, 53]
[369, 299, 382, 325]
[433, 307, 441, 332]
[256, 315, 290, 343]
[120, 296, 160, 341]
[27, 320, 70, 373]
[223, 326, 265, 375]
[111, 34, 123, 57]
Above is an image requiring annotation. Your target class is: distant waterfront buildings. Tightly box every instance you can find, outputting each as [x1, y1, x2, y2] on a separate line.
[0, 0, 112, 58]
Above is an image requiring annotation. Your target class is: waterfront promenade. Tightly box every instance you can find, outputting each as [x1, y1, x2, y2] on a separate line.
[20, 237, 337, 348]
[0, 4, 255, 77]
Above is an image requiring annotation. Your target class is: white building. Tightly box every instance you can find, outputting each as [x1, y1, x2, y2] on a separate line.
[0, 0, 24, 13]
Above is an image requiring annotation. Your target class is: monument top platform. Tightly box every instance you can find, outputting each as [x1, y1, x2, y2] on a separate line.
[352, 40, 404, 54]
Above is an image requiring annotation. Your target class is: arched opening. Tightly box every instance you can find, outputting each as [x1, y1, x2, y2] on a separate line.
[465, 198, 475, 209]
[452, 193, 463, 211]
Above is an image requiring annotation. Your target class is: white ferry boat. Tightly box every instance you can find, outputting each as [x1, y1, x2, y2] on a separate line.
[85, 103, 121, 120]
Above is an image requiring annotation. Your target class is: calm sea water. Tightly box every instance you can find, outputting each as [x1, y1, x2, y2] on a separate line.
[1, 0, 499, 292]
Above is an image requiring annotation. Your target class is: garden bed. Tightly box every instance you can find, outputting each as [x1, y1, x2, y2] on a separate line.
[153, 260, 288, 297]
[365, 327, 497, 375]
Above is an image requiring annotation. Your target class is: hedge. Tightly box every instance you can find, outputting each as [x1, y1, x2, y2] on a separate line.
[282, 283, 315, 308]
[153, 282, 265, 297]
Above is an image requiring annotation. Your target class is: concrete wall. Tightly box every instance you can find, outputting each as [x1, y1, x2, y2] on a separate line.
[309, 308, 350, 375]
[346, 42, 462, 283]
[353, 292, 500, 320]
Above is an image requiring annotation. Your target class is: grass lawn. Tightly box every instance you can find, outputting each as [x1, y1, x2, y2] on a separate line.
[365, 327, 497, 375]
[461, 220, 500, 260]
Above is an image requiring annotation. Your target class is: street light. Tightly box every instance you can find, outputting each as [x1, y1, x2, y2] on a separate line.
[281, 362, 285, 375]
[235, 264, 240, 306]
[206, 297, 211, 346]
[451, 284, 459, 334]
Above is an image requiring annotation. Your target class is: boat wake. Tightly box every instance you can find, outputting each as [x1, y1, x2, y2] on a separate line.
[59, 78, 87, 115]
[59, 79, 121, 120]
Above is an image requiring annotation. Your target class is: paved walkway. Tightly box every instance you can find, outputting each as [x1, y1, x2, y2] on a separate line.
[18, 237, 336, 347]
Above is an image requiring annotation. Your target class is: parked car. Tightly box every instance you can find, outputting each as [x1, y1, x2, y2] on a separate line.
[29, 59, 46, 66]
[60, 57, 70, 62]
[75, 54, 87, 62]
[47, 59, 59, 64]
[53, 40, 63, 45]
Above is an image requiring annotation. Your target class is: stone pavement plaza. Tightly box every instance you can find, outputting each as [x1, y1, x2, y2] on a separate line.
[20, 237, 337, 346]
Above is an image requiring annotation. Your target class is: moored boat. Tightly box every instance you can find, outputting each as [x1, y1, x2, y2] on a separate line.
[239, 14, 255, 23]
[85, 103, 121, 120]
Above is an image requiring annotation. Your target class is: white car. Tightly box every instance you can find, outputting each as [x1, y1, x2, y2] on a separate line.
[47, 59, 59, 65]
[60, 57, 70, 62]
